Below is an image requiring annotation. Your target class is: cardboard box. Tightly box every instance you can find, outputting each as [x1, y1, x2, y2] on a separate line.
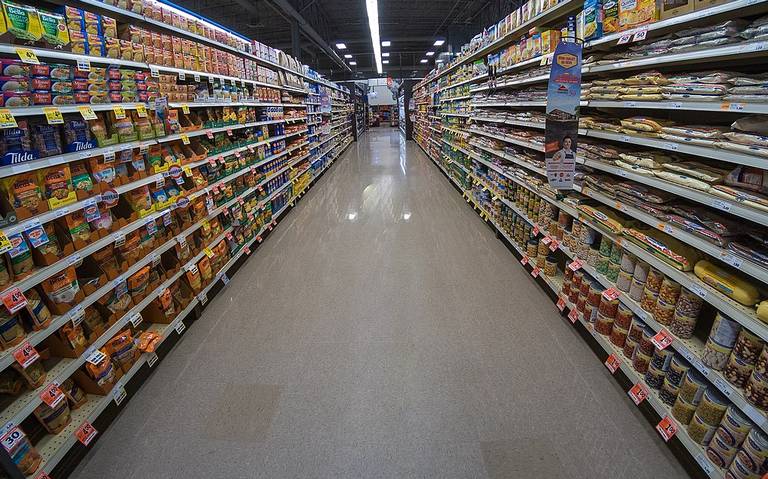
[694, 0, 730, 9]
[661, 0, 694, 18]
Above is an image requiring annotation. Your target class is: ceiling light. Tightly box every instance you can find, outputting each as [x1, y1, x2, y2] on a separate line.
[336, 43, 347, 49]
[349, 61, 357, 65]
[436, 59, 444, 63]
[381, 41, 391, 47]
[403, 212, 411, 220]
[347, 212, 357, 220]
[420, 59, 428, 63]
[383, 60, 389, 64]
[382, 52, 390, 57]
[426, 51, 435, 56]
[366, 0, 383, 75]
[344, 54, 352, 58]
[433, 40, 445, 46]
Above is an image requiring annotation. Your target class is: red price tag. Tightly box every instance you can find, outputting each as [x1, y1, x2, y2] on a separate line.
[556, 296, 566, 312]
[568, 308, 579, 324]
[656, 416, 678, 442]
[35, 472, 51, 479]
[235, 151, 241, 159]
[39, 382, 65, 408]
[226, 233, 233, 241]
[602, 287, 620, 301]
[244, 246, 251, 255]
[256, 236, 262, 243]
[75, 421, 98, 446]
[651, 329, 673, 350]
[227, 129, 233, 137]
[206, 130, 214, 139]
[531, 267, 540, 278]
[208, 158, 216, 167]
[549, 239, 559, 252]
[541, 235, 552, 245]
[532, 225, 539, 235]
[604, 353, 620, 374]
[13, 341, 39, 369]
[268, 225, 273, 231]
[628, 382, 649, 405]
[520, 255, 529, 265]
[568, 259, 583, 271]
[2, 287, 27, 314]
[238, 198, 245, 205]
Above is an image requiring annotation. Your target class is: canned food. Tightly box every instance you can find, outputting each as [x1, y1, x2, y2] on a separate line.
[711, 313, 742, 348]
[671, 394, 697, 425]
[719, 405, 753, 448]
[667, 355, 690, 388]
[725, 353, 756, 389]
[702, 337, 734, 371]
[679, 369, 708, 405]
[745, 370, 768, 411]
[688, 412, 718, 445]
[629, 277, 646, 302]
[620, 251, 636, 274]
[623, 337, 638, 359]
[645, 267, 664, 293]
[697, 389, 729, 426]
[734, 329, 764, 365]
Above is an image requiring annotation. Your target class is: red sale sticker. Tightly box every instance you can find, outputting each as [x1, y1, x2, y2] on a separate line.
[549, 239, 559, 252]
[541, 235, 552, 245]
[628, 382, 649, 405]
[656, 416, 678, 442]
[531, 267, 540, 278]
[39, 382, 65, 408]
[568, 259, 583, 271]
[556, 296, 566, 312]
[602, 287, 621, 301]
[651, 329, 673, 350]
[2, 287, 27, 314]
[604, 353, 620, 374]
[75, 421, 98, 446]
[13, 341, 39, 369]
[532, 225, 539, 236]
[520, 255, 529, 265]
[568, 308, 579, 324]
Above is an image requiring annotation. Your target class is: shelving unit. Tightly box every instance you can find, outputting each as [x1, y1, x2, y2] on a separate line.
[412, 0, 768, 477]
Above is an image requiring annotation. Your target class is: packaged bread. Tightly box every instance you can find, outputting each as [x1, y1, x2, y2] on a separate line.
[127, 265, 150, 298]
[25, 288, 51, 330]
[85, 351, 118, 388]
[12, 356, 46, 388]
[60, 378, 87, 409]
[33, 397, 71, 434]
[0, 308, 24, 349]
[694, 260, 760, 306]
[105, 329, 138, 373]
[41, 266, 80, 305]
[57, 322, 87, 350]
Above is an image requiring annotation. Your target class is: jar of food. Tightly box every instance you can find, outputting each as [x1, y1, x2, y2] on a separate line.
[660, 377, 680, 406]
[745, 370, 768, 411]
[640, 287, 659, 313]
[616, 270, 632, 292]
[572, 270, 584, 292]
[711, 313, 741, 348]
[606, 262, 620, 283]
[620, 251, 636, 274]
[702, 337, 734, 371]
[587, 283, 602, 307]
[727, 452, 761, 479]
[615, 305, 633, 330]
[610, 325, 628, 348]
[669, 310, 697, 340]
[679, 369, 708, 405]
[633, 260, 650, 284]
[725, 353, 756, 389]
[610, 243, 623, 265]
[596, 254, 610, 276]
[632, 349, 651, 374]
[576, 294, 587, 313]
[667, 355, 691, 388]
[756, 348, 768, 376]
[646, 362, 666, 389]
[598, 295, 620, 319]
[579, 278, 591, 297]
[544, 255, 557, 277]
[674, 287, 704, 320]
[688, 412, 718, 445]
[587, 244, 600, 268]
[629, 277, 646, 302]
[740, 428, 768, 475]
[650, 347, 674, 372]
[671, 394, 698, 425]
[734, 329, 764, 365]
[639, 327, 656, 356]
[719, 405, 754, 448]
[653, 296, 676, 326]
[697, 389, 729, 426]
[628, 320, 645, 342]
[623, 337, 638, 359]
[659, 277, 682, 304]
[537, 240, 549, 259]
[599, 235, 613, 257]
[706, 432, 739, 469]
[526, 239, 538, 258]
[595, 312, 614, 336]
[645, 267, 664, 293]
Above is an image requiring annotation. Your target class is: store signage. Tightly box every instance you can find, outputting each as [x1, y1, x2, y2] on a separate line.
[604, 353, 620, 374]
[544, 41, 582, 190]
[628, 383, 648, 405]
[656, 416, 677, 442]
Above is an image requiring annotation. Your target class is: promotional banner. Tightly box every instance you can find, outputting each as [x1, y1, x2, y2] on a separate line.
[544, 41, 583, 189]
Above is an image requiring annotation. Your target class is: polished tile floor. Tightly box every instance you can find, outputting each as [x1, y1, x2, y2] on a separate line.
[72, 128, 688, 479]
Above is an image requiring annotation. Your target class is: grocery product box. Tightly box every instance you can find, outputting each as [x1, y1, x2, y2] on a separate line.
[660, 0, 694, 18]
[583, 0, 603, 40]
[694, 0, 730, 9]
[619, 0, 659, 30]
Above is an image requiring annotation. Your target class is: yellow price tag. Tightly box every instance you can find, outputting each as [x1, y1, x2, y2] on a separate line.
[43, 107, 64, 125]
[135, 104, 148, 118]
[203, 247, 214, 258]
[77, 106, 97, 121]
[0, 109, 17, 129]
[180, 134, 190, 145]
[112, 105, 126, 119]
[15, 48, 39, 65]
[182, 166, 192, 177]
[0, 231, 11, 253]
[181, 104, 190, 114]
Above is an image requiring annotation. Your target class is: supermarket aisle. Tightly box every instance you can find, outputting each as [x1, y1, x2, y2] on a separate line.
[72, 128, 687, 479]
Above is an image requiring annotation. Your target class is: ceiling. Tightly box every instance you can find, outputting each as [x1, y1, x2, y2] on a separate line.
[173, 0, 513, 80]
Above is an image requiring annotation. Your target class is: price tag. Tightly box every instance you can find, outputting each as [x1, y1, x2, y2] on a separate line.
[13, 341, 39, 369]
[541, 236, 552, 245]
[532, 225, 539, 236]
[69, 306, 85, 326]
[568, 308, 579, 324]
[695, 453, 714, 475]
[602, 287, 621, 301]
[129, 312, 143, 328]
[77, 105, 97, 121]
[720, 253, 743, 268]
[85, 347, 107, 366]
[531, 266, 541, 278]
[712, 199, 732, 212]
[617, 33, 632, 45]
[148, 352, 159, 367]
[75, 421, 98, 446]
[2, 287, 27, 314]
[690, 284, 708, 299]
[163, 211, 172, 226]
[520, 255, 529, 265]
[39, 382, 65, 408]
[194, 74, 200, 82]
[135, 103, 148, 118]
[43, 107, 64, 125]
[604, 353, 621, 373]
[178, 72, 186, 81]
[15, 48, 39, 64]
[151, 253, 161, 268]
[208, 75, 214, 84]
[155, 176, 165, 188]
[150, 66, 159, 78]
[112, 231, 126, 247]
[0, 109, 17, 129]
[181, 134, 190, 145]
[76, 58, 90, 71]
[221, 274, 229, 285]
[181, 104, 190, 114]
[206, 130, 214, 140]
[203, 247, 214, 258]
[568, 259, 583, 271]
[631, 29, 648, 42]
[112, 383, 127, 406]
[656, 416, 678, 442]
[556, 296, 566, 312]
[112, 105, 126, 119]
[549, 239, 559, 252]
[227, 129, 233, 137]
[651, 329, 673, 350]
[185, 263, 198, 275]
[103, 149, 115, 163]
[1, 426, 25, 453]
[628, 382, 649, 405]
[195, 293, 207, 308]
[244, 246, 251, 255]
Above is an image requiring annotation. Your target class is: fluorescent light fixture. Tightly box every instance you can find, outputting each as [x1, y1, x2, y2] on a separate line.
[420, 59, 428, 63]
[381, 40, 391, 47]
[344, 54, 352, 59]
[382, 52, 390, 57]
[347, 212, 357, 220]
[426, 51, 435, 56]
[403, 212, 411, 220]
[349, 61, 357, 65]
[367, 0, 383, 74]
[436, 59, 444, 63]
[383, 60, 389, 64]
[336, 43, 347, 49]
[434, 39, 445, 46]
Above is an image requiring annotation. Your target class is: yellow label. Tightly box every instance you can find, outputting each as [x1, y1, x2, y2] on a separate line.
[182, 166, 192, 177]
[0, 232, 11, 253]
[15, 48, 39, 65]
[203, 247, 214, 258]
[181, 134, 190, 145]
[135, 104, 148, 118]
[43, 107, 63, 125]
[77, 106, 97, 121]
[181, 104, 190, 114]
[0, 109, 17, 129]
[112, 105, 126, 119]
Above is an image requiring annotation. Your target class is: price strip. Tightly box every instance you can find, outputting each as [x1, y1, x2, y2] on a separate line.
[43, 107, 64, 125]
[112, 383, 127, 406]
[695, 453, 715, 475]
[77, 105, 97, 121]
[39, 382, 65, 408]
[75, 421, 98, 446]
[147, 352, 159, 368]
[112, 105, 126, 119]
[129, 312, 143, 328]
[0, 109, 17, 129]
[15, 47, 39, 64]
[135, 103, 148, 118]
[568, 308, 579, 324]
[604, 353, 621, 374]
[76, 58, 90, 71]
[602, 287, 621, 301]
[628, 382, 649, 405]
[713, 376, 733, 397]
[656, 416, 678, 442]
[556, 296, 566, 312]
[651, 329, 673, 350]
[2, 287, 28, 314]
[13, 341, 39, 369]
[181, 134, 190, 145]
[568, 259, 583, 271]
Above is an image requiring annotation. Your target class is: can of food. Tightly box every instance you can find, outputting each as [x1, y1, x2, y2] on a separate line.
[671, 394, 698, 425]
[650, 347, 674, 372]
[620, 251, 636, 274]
[711, 313, 742, 348]
[599, 235, 613, 257]
[640, 287, 659, 313]
[587, 283, 602, 307]
[688, 412, 718, 445]
[595, 311, 614, 336]
[667, 355, 691, 388]
[725, 353, 756, 389]
[526, 239, 538, 258]
[587, 245, 600, 268]
[745, 370, 768, 411]
[629, 277, 646, 302]
[633, 260, 650, 284]
[670, 310, 697, 340]
[537, 240, 549, 259]
[679, 369, 708, 405]
[707, 432, 738, 469]
[615, 304, 633, 329]
[616, 269, 632, 292]
[623, 337, 638, 359]
[646, 362, 666, 389]
[576, 294, 587, 313]
[719, 405, 754, 448]
[598, 295, 620, 319]
[606, 262, 620, 283]
[740, 428, 768, 474]
[596, 254, 610, 275]
[653, 296, 676, 326]
[639, 327, 656, 356]
[728, 452, 761, 479]
[632, 349, 651, 374]
[734, 329, 764, 365]
[698, 389, 729, 426]
[544, 255, 557, 277]
[628, 320, 645, 342]
[660, 376, 680, 406]
[703, 337, 735, 371]
[610, 243, 623, 265]
[610, 324, 628, 348]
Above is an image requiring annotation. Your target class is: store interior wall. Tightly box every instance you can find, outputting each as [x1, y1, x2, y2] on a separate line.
[367, 78, 396, 106]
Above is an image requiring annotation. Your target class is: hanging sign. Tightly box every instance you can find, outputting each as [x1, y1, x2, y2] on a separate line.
[544, 41, 582, 190]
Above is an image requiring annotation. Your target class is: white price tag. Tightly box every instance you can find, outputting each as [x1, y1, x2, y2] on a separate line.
[631, 29, 647, 42]
[129, 312, 143, 328]
[112, 232, 126, 247]
[194, 74, 200, 82]
[113, 383, 127, 406]
[85, 347, 107, 365]
[147, 352, 159, 368]
[150, 66, 159, 78]
[76, 59, 90, 71]
[720, 253, 743, 269]
[67, 253, 82, 267]
[712, 199, 732, 212]
[69, 306, 85, 326]
[197, 292, 207, 305]
[175, 320, 186, 334]
[103, 149, 115, 163]
[713, 376, 733, 397]
[178, 72, 185, 81]
[221, 274, 229, 285]
[617, 34, 632, 45]
[1, 426, 25, 453]
[695, 454, 714, 475]
[690, 284, 708, 299]
[664, 142, 678, 151]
